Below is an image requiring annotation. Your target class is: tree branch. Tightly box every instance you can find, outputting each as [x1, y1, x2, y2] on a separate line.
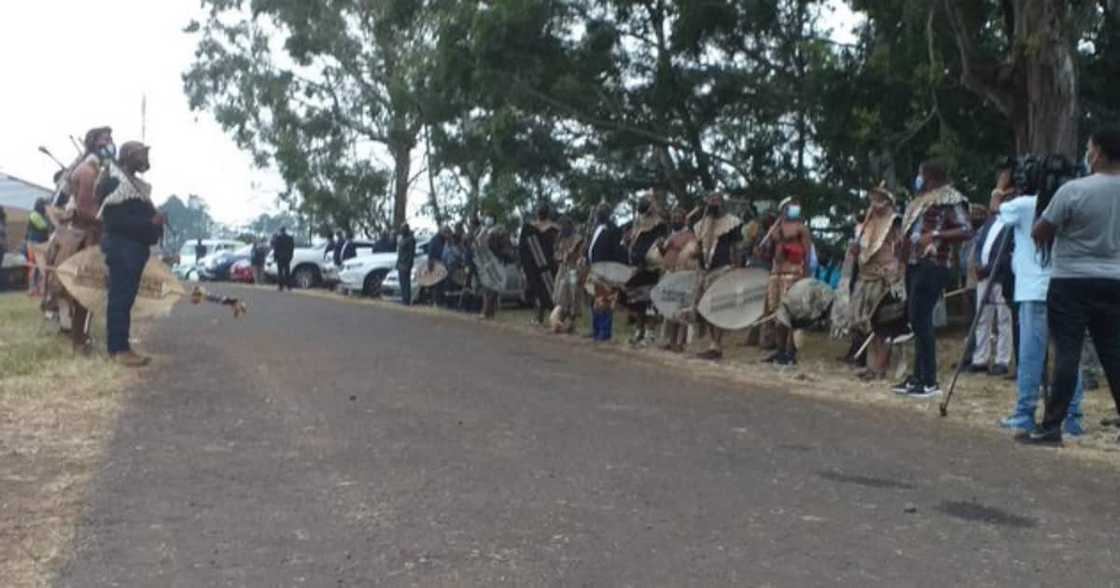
[939, 0, 1015, 116]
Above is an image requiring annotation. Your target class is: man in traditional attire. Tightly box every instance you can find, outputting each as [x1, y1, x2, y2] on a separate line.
[550, 215, 585, 334]
[620, 195, 669, 344]
[49, 126, 113, 353]
[893, 160, 973, 397]
[98, 141, 164, 367]
[657, 206, 698, 352]
[519, 203, 561, 324]
[477, 217, 513, 320]
[586, 203, 624, 341]
[849, 185, 903, 379]
[754, 197, 813, 363]
[690, 193, 744, 360]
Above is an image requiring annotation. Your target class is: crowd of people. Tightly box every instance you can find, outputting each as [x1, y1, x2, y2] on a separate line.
[356, 133, 1120, 448]
[5, 123, 1117, 447]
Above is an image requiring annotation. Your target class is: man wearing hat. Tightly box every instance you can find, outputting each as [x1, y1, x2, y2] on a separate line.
[849, 184, 902, 379]
[690, 193, 744, 360]
[99, 141, 164, 366]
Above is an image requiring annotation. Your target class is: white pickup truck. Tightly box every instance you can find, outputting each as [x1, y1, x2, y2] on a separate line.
[265, 239, 385, 289]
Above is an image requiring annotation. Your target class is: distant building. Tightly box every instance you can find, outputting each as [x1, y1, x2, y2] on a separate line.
[0, 172, 53, 211]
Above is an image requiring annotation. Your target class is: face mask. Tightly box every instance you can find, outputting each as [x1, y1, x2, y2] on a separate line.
[596, 212, 610, 224]
[637, 202, 651, 214]
[913, 175, 925, 193]
[98, 143, 117, 160]
[786, 205, 802, 220]
[706, 205, 720, 216]
[561, 226, 574, 238]
[671, 222, 685, 231]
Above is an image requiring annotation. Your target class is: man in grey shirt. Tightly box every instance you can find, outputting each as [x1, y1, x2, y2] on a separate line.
[1023, 128, 1120, 445]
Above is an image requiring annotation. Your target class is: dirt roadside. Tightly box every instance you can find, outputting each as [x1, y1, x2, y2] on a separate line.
[0, 294, 133, 588]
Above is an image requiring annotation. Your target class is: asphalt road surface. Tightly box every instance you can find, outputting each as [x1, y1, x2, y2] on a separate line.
[61, 287, 1120, 586]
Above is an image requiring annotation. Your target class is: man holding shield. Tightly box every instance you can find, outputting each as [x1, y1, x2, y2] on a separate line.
[691, 193, 744, 360]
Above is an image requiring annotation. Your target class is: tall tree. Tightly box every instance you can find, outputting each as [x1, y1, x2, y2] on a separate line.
[183, 0, 434, 229]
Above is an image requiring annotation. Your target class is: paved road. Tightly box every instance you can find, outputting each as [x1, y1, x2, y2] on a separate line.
[61, 287, 1120, 586]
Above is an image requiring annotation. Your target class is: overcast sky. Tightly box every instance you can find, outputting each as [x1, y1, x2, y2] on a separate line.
[0, 0, 284, 225]
[1, 1, 859, 228]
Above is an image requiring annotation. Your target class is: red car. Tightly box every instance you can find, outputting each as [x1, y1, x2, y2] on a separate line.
[230, 259, 256, 283]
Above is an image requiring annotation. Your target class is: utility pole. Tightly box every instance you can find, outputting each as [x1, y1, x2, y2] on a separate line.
[141, 94, 148, 142]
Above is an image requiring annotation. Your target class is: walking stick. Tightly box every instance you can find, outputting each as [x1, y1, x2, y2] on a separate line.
[939, 232, 1013, 417]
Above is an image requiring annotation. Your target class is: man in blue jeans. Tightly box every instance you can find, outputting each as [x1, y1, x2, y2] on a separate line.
[1024, 130, 1120, 445]
[893, 161, 973, 397]
[998, 187, 1083, 435]
[99, 142, 164, 367]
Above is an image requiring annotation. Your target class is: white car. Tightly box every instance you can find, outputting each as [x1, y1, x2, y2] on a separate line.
[265, 239, 387, 289]
[174, 239, 246, 281]
[338, 239, 435, 296]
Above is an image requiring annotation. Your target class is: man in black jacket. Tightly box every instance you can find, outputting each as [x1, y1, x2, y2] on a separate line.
[397, 224, 416, 305]
[271, 228, 295, 291]
[99, 141, 163, 367]
[586, 203, 624, 340]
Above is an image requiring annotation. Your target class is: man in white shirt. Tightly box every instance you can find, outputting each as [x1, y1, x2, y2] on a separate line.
[969, 188, 1013, 375]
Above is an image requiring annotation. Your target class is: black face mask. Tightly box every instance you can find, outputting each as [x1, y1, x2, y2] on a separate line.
[596, 212, 610, 225]
[706, 205, 720, 216]
[671, 222, 685, 231]
[561, 226, 575, 238]
[637, 202, 651, 214]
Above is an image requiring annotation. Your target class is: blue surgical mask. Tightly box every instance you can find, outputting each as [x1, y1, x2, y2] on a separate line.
[913, 175, 925, 193]
[98, 143, 117, 160]
[786, 205, 802, 220]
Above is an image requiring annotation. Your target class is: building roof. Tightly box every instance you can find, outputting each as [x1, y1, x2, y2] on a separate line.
[0, 172, 54, 211]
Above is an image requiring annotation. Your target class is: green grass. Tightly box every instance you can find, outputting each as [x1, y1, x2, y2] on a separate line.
[0, 293, 120, 399]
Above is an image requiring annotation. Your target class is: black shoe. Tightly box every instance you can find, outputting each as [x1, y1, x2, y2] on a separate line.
[989, 364, 1010, 377]
[764, 351, 783, 363]
[776, 351, 798, 366]
[892, 375, 918, 394]
[906, 383, 942, 398]
[967, 364, 988, 374]
[1015, 428, 1062, 447]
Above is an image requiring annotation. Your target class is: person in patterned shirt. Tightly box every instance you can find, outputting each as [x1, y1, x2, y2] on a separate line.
[892, 160, 973, 398]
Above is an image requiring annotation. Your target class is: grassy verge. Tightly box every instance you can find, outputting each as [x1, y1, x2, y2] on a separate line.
[0, 293, 129, 587]
[290, 285, 1120, 463]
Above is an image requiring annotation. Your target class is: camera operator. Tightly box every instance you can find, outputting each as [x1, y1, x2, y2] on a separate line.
[998, 156, 1085, 435]
[1023, 128, 1120, 446]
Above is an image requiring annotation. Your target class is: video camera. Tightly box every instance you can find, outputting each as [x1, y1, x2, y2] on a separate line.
[1001, 153, 1085, 198]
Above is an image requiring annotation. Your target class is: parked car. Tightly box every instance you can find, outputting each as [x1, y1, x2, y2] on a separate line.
[338, 239, 431, 296]
[229, 259, 256, 284]
[174, 239, 246, 281]
[264, 239, 387, 289]
[0, 250, 29, 290]
[198, 245, 253, 281]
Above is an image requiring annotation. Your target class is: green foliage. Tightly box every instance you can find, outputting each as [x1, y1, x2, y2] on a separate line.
[159, 195, 216, 253]
[183, 0, 1118, 238]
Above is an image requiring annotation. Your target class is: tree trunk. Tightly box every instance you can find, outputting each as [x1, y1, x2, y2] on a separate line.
[942, 0, 1080, 158]
[1015, 0, 1080, 157]
[390, 141, 412, 228]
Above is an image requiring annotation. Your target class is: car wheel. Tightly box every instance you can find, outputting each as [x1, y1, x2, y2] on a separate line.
[293, 265, 319, 289]
[363, 269, 389, 297]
